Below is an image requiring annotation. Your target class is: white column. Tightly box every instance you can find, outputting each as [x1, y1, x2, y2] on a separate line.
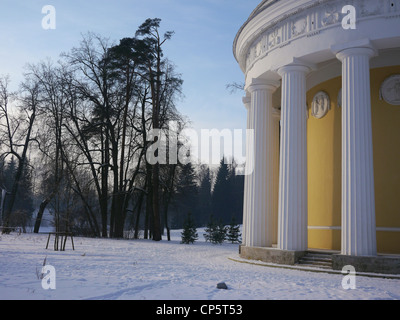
[244, 79, 279, 248]
[272, 108, 281, 245]
[277, 64, 310, 251]
[334, 42, 377, 256]
[242, 94, 251, 247]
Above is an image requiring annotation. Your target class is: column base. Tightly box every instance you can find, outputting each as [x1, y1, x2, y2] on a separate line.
[239, 245, 306, 265]
[332, 254, 400, 275]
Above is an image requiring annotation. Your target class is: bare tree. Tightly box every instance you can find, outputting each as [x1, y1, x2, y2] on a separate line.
[27, 61, 101, 236]
[0, 19, 185, 238]
[26, 61, 66, 233]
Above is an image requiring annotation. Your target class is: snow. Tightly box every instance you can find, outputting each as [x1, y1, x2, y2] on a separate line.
[0, 229, 400, 300]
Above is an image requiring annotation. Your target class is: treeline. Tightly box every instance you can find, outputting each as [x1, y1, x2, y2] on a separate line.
[0, 18, 243, 240]
[168, 159, 244, 231]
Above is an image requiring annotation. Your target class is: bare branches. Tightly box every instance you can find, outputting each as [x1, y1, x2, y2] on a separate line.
[1, 18, 186, 239]
[225, 81, 245, 94]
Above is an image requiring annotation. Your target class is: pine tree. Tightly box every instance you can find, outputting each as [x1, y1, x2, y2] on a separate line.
[198, 165, 212, 227]
[1, 158, 34, 230]
[229, 161, 244, 224]
[204, 215, 226, 244]
[203, 214, 216, 243]
[212, 219, 227, 245]
[181, 212, 198, 244]
[211, 157, 232, 224]
[174, 162, 199, 228]
[226, 216, 242, 244]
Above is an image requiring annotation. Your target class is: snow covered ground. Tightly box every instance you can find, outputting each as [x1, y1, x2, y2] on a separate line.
[0, 229, 399, 300]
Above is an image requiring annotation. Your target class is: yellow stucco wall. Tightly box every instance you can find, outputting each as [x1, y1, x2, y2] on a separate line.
[306, 66, 400, 254]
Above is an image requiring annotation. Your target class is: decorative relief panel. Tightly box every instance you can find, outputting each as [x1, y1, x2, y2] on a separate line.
[380, 75, 400, 105]
[292, 17, 307, 36]
[244, 0, 400, 72]
[255, 41, 262, 58]
[321, 4, 340, 26]
[268, 28, 281, 48]
[312, 91, 331, 119]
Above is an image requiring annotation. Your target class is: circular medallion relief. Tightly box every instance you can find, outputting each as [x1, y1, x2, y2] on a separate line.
[312, 91, 330, 119]
[337, 88, 342, 108]
[380, 75, 400, 106]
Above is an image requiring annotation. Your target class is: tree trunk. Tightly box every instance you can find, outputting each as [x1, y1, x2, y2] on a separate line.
[3, 110, 36, 228]
[164, 199, 171, 241]
[152, 162, 161, 241]
[33, 198, 51, 233]
[144, 164, 153, 239]
[101, 126, 109, 238]
[134, 191, 145, 239]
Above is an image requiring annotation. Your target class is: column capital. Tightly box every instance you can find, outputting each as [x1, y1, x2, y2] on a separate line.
[276, 58, 315, 77]
[246, 78, 280, 93]
[277, 64, 313, 77]
[331, 38, 377, 61]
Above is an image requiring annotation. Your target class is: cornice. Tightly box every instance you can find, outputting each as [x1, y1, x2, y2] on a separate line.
[234, 0, 400, 74]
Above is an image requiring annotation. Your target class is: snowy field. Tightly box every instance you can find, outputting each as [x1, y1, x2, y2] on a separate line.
[0, 229, 400, 300]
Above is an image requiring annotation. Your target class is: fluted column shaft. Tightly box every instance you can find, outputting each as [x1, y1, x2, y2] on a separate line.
[242, 95, 251, 247]
[277, 65, 310, 251]
[272, 109, 281, 245]
[336, 46, 377, 256]
[244, 79, 279, 247]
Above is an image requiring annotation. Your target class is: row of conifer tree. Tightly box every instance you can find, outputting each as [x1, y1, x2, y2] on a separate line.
[181, 213, 241, 245]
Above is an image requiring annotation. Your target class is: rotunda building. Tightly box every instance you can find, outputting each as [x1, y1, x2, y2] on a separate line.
[234, 0, 400, 273]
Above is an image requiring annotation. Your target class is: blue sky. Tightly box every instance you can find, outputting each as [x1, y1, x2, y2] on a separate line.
[0, 0, 260, 137]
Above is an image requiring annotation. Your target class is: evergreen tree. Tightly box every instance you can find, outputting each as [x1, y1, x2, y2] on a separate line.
[210, 158, 244, 226]
[203, 214, 216, 243]
[211, 157, 232, 224]
[1, 158, 34, 230]
[181, 212, 198, 244]
[198, 165, 212, 226]
[226, 216, 242, 244]
[2, 157, 16, 192]
[229, 161, 244, 224]
[204, 215, 226, 244]
[173, 162, 199, 228]
[212, 219, 227, 244]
